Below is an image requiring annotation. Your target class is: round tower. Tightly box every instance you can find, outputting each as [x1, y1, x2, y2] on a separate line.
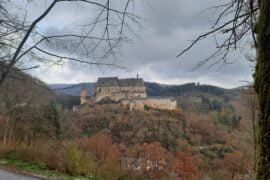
[80, 85, 88, 105]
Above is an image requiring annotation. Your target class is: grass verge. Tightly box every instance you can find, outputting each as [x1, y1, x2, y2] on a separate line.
[0, 156, 95, 180]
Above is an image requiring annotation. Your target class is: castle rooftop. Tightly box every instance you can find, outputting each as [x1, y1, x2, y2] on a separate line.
[96, 77, 144, 87]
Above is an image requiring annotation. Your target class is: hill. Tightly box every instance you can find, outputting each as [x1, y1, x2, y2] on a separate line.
[0, 72, 253, 179]
[0, 68, 54, 112]
[0, 68, 81, 111]
[62, 95, 253, 179]
[49, 82, 242, 97]
[50, 83, 95, 96]
[49, 82, 243, 113]
[66, 104, 186, 150]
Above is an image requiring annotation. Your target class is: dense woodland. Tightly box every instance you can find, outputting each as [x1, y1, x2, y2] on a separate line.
[0, 69, 255, 179]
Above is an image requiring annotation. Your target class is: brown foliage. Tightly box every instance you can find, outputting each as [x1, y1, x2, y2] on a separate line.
[214, 151, 252, 179]
[79, 133, 121, 169]
[66, 104, 185, 151]
[172, 151, 199, 180]
[186, 114, 225, 144]
[135, 142, 171, 179]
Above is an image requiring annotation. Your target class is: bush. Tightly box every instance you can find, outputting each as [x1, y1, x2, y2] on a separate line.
[62, 142, 93, 176]
[0, 141, 93, 176]
[144, 105, 150, 111]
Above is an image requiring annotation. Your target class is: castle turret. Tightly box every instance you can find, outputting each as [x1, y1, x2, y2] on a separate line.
[80, 85, 88, 105]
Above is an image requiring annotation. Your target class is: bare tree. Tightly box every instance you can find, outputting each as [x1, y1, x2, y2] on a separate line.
[177, 0, 270, 178]
[0, 0, 141, 85]
[177, 0, 259, 69]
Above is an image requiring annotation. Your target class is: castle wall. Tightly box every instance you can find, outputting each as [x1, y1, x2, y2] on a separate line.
[122, 98, 177, 111]
[93, 77, 177, 111]
[95, 86, 147, 102]
[145, 98, 177, 110]
[95, 86, 121, 102]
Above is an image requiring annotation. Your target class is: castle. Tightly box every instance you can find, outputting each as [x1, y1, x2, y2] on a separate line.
[80, 77, 177, 111]
[95, 77, 147, 102]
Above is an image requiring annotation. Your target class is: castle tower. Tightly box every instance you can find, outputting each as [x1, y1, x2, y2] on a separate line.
[80, 84, 88, 105]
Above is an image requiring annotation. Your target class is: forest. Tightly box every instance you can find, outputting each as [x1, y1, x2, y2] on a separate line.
[1, 0, 270, 179]
[0, 68, 255, 179]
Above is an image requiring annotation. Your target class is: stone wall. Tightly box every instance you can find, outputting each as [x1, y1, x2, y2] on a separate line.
[145, 98, 177, 110]
[95, 86, 147, 102]
[92, 77, 177, 111]
[121, 98, 177, 111]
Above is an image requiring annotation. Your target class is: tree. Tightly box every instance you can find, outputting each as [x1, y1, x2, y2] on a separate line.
[0, 0, 140, 85]
[44, 101, 61, 138]
[177, 0, 270, 178]
[5, 105, 59, 142]
[214, 151, 252, 179]
[253, 1, 270, 178]
[0, 116, 9, 145]
[134, 142, 171, 179]
[80, 133, 121, 169]
[172, 151, 199, 180]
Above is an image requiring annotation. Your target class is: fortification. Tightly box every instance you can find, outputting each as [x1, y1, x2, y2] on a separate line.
[80, 77, 177, 111]
[121, 97, 177, 111]
[94, 77, 147, 102]
[80, 85, 91, 105]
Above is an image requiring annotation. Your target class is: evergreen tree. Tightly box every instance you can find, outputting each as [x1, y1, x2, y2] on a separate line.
[45, 101, 60, 138]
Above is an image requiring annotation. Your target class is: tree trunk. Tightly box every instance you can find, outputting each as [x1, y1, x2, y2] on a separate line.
[3, 118, 9, 145]
[254, 0, 270, 179]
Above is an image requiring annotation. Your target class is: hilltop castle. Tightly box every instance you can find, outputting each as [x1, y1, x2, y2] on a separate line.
[80, 77, 177, 111]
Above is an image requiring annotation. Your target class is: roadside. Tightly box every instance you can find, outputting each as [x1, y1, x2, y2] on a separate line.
[0, 168, 41, 180]
[0, 158, 93, 180]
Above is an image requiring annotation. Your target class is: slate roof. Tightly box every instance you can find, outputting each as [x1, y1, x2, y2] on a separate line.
[118, 78, 144, 87]
[96, 77, 118, 87]
[96, 77, 144, 87]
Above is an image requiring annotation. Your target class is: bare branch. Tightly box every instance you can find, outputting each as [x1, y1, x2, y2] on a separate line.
[0, 0, 142, 85]
[177, 0, 259, 69]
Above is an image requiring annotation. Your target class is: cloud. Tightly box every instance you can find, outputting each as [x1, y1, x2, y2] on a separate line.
[144, 0, 220, 34]
[13, 0, 253, 88]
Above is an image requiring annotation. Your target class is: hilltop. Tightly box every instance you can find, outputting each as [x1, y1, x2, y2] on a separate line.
[49, 82, 242, 97]
[50, 81, 243, 113]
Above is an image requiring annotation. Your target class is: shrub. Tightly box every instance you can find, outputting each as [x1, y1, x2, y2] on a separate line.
[144, 105, 150, 111]
[62, 142, 93, 176]
[0, 141, 93, 176]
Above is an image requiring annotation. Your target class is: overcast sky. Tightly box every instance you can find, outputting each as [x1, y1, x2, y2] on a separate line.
[14, 0, 254, 88]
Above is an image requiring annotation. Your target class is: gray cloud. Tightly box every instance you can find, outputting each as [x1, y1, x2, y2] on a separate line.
[144, 0, 220, 35]
[11, 0, 253, 88]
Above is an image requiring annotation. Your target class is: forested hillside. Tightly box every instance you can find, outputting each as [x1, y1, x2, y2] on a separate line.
[0, 69, 54, 111]
[0, 72, 254, 179]
[63, 95, 253, 179]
